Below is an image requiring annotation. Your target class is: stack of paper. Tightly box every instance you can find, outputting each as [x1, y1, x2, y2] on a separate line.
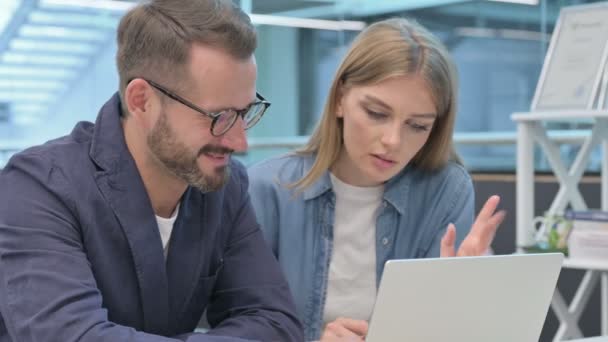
[566, 210, 608, 263]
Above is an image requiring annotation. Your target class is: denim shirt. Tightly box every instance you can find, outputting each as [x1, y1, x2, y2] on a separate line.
[248, 153, 474, 340]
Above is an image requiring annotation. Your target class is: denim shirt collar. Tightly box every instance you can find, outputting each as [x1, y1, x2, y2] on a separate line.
[301, 154, 333, 201]
[383, 165, 413, 216]
[300, 153, 412, 215]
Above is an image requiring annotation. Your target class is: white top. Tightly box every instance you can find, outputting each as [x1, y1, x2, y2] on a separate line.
[322, 173, 383, 325]
[156, 203, 180, 258]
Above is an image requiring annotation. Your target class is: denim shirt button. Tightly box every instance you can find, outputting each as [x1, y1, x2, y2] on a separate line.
[383, 201, 388, 208]
[382, 237, 389, 246]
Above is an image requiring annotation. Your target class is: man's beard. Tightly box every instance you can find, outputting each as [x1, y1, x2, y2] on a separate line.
[147, 112, 232, 193]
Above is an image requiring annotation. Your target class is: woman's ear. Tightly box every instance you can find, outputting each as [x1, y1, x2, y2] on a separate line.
[335, 83, 345, 118]
[336, 104, 344, 118]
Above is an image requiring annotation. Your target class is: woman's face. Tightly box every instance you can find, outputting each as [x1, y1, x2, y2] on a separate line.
[332, 75, 437, 187]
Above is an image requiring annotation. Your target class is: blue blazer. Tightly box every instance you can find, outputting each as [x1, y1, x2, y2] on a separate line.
[0, 94, 303, 342]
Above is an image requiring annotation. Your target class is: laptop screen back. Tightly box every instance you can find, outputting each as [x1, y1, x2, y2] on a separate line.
[366, 253, 563, 342]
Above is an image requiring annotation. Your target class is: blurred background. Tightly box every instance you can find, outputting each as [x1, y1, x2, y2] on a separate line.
[1, 1, 607, 340]
[0, 0, 604, 173]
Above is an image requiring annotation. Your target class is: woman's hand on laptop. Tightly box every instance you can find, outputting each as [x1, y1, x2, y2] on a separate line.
[440, 195, 506, 257]
[320, 317, 367, 342]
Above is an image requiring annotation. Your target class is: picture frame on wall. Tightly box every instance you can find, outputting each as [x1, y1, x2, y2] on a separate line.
[531, 2, 608, 111]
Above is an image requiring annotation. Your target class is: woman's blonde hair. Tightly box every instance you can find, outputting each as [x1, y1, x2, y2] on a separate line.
[294, 18, 460, 190]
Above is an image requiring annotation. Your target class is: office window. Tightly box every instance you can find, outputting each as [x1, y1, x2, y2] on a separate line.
[0, 0, 604, 173]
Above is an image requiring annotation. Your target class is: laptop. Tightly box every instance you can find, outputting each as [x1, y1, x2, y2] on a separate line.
[366, 253, 563, 342]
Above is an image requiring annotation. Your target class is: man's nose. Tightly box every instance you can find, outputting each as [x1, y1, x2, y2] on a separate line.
[220, 116, 248, 152]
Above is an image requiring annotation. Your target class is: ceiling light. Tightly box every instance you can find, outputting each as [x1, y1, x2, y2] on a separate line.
[38, 0, 365, 31]
[455, 27, 549, 41]
[19, 25, 108, 41]
[0, 66, 77, 79]
[0, 80, 67, 92]
[0, 92, 55, 102]
[10, 39, 97, 55]
[29, 11, 120, 29]
[488, 0, 539, 5]
[11, 114, 45, 126]
[2, 52, 87, 67]
[12, 104, 50, 113]
[0, 0, 20, 43]
[250, 14, 365, 31]
[39, 0, 136, 12]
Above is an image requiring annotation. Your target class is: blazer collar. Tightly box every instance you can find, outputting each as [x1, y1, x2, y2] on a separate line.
[90, 93, 171, 334]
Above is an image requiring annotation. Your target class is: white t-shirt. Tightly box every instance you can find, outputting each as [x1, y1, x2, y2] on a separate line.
[155, 203, 180, 258]
[322, 173, 384, 325]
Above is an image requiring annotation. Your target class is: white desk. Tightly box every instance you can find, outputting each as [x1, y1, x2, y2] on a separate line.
[512, 111, 608, 341]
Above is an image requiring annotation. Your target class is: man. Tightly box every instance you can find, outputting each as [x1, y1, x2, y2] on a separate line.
[0, 0, 303, 341]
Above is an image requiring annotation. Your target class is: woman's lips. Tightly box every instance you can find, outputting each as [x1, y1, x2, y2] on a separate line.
[371, 154, 396, 170]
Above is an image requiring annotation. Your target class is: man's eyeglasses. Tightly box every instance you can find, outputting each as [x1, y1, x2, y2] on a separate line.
[138, 78, 270, 136]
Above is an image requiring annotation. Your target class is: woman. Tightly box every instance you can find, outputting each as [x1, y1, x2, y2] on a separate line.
[248, 18, 505, 341]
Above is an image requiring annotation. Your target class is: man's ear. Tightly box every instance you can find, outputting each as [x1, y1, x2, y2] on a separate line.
[124, 78, 155, 127]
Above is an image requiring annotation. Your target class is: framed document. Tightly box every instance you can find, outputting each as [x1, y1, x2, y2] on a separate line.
[532, 2, 608, 111]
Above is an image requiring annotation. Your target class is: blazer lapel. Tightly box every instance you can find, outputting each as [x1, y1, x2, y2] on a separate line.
[165, 187, 206, 321]
[90, 93, 170, 335]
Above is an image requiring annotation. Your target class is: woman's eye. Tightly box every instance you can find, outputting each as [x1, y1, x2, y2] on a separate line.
[365, 109, 387, 120]
[408, 122, 430, 132]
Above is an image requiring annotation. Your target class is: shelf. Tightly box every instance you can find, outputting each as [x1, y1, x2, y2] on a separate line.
[514, 110, 608, 339]
[563, 258, 608, 272]
[512, 110, 608, 122]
